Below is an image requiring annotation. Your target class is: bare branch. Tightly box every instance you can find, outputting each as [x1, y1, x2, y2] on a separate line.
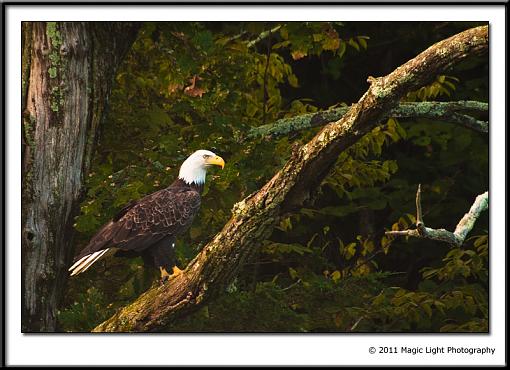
[454, 191, 489, 242]
[247, 100, 488, 140]
[416, 184, 424, 232]
[350, 316, 365, 331]
[386, 187, 488, 247]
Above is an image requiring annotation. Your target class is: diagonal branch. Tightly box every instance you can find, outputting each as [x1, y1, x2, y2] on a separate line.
[94, 26, 488, 332]
[247, 24, 282, 48]
[386, 186, 488, 247]
[247, 100, 488, 140]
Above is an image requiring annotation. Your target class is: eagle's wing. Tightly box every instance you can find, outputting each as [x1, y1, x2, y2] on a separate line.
[113, 187, 201, 251]
[69, 187, 201, 275]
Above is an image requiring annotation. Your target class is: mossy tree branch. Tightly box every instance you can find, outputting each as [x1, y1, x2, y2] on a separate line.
[247, 100, 488, 140]
[94, 26, 488, 332]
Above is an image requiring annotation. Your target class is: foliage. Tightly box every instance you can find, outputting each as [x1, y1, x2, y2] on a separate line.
[60, 21, 488, 333]
[166, 273, 390, 332]
[58, 287, 115, 332]
[349, 234, 488, 332]
[164, 234, 487, 333]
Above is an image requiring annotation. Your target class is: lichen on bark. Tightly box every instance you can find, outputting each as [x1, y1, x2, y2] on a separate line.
[46, 22, 65, 113]
[248, 100, 488, 139]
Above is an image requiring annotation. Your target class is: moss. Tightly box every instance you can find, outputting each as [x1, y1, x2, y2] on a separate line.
[48, 67, 57, 80]
[46, 22, 66, 114]
[23, 115, 36, 149]
[46, 23, 62, 75]
[46, 22, 62, 48]
[50, 86, 64, 113]
[22, 23, 32, 99]
[50, 97, 59, 112]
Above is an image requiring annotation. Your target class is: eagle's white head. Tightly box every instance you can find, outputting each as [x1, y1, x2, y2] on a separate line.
[179, 149, 225, 185]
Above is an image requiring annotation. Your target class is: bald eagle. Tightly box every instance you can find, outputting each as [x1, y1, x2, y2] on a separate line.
[69, 150, 225, 282]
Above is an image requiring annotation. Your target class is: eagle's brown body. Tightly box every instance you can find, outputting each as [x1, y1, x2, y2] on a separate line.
[69, 179, 202, 277]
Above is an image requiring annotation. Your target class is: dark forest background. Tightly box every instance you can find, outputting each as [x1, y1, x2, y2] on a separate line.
[59, 21, 488, 332]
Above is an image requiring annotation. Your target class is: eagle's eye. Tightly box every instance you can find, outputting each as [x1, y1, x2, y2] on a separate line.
[203, 154, 210, 159]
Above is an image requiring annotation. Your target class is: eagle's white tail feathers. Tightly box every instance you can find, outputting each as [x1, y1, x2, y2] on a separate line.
[80, 249, 109, 274]
[68, 254, 90, 271]
[69, 249, 109, 276]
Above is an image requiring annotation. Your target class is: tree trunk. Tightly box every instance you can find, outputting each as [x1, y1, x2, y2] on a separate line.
[94, 25, 488, 332]
[22, 22, 140, 332]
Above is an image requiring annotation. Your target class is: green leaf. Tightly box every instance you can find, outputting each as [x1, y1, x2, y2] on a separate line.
[357, 36, 368, 50]
[288, 74, 299, 88]
[331, 270, 341, 283]
[347, 38, 360, 51]
[322, 36, 340, 51]
[289, 267, 298, 280]
[338, 40, 347, 58]
[312, 33, 324, 42]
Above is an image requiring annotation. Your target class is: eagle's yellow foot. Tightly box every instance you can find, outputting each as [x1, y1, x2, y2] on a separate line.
[159, 266, 183, 284]
[159, 267, 171, 284]
[171, 265, 183, 277]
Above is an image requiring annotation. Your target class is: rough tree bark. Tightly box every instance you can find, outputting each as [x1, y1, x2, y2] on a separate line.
[94, 26, 488, 332]
[22, 22, 140, 332]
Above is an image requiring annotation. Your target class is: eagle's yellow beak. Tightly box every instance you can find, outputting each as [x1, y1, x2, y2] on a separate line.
[206, 155, 225, 169]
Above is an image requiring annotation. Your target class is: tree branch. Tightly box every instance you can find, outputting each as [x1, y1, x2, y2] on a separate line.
[247, 25, 282, 48]
[247, 100, 488, 140]
[94, 26, 488, 332]
[386, 186, 488, 247]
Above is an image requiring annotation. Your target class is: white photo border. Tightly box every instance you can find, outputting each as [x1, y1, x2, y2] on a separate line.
[5, 4, 506, 366]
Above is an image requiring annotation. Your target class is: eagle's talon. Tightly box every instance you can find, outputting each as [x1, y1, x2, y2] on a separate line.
[171, 265, 184, 278]
[159, 266, 171, 283]
[159, 266, 183, 284]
